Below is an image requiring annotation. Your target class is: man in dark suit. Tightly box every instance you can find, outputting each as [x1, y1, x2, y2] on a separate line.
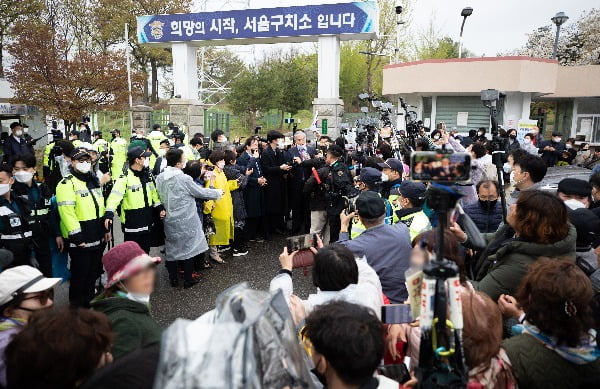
[260, 130, 292, 235]
[287, 130, 318, 234]
[3, 122, 34, 165]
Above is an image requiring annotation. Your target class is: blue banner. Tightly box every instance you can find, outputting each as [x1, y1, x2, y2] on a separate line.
[137, 2, 378, 44]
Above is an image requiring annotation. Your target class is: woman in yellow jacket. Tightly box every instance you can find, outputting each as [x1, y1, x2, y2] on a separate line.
[204, 151, 237, 263]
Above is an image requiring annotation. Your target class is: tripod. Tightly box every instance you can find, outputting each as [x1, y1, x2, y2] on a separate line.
[417, 184, 468, 389]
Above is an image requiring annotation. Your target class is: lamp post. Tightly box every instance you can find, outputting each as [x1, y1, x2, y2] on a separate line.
[551, 11, 569, 59]
[458, 7, 473, 58]
[394, 4, 405, 64]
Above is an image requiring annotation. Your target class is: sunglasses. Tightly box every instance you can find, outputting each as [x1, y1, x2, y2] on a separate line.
[19, 289, 54, 306]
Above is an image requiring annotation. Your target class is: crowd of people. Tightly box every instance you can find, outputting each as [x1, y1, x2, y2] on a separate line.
[0, 119, 600, 388]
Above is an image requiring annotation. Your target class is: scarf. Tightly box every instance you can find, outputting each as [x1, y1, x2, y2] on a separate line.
[0, 317, 25, 332]
[519, 322, 600, 365]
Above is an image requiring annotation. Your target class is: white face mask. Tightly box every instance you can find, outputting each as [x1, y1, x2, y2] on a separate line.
[126, 292, 150, 304]
[503, 162, 511, 174]
[136, 133, 143, 139]
[143, 158, 150, 167]
[523, 138, 531, 145]
[158, 149, 166, 157]
[552, 137, 562, 143]
[69, 136, 75, 141]
[0, 184, 9, 196]
[75, 161, 92, 174]
[14, 171, 34, 183]
[217, 161, 225, 170]
[277, 142, 285, 150]
[15, 130, 23, 137]
[381, 172, 389, 182]
[565, 144, 572, 149]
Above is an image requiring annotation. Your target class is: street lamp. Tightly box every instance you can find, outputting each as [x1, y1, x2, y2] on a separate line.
[394, 3, 405, 64]
[551, 11, 569, 59]
[458, 7, 473, 58]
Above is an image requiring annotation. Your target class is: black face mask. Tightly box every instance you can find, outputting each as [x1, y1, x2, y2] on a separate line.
[311, 359, 327, 387]
[509, 134, 517, 139]
[479, 199, 498, 209]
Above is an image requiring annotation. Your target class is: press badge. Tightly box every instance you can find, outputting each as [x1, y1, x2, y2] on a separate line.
[45, 199, 52, 206]
[9, 217, 21, 227]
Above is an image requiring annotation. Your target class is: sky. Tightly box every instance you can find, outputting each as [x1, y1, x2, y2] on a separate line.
[192, 0, 596, 61]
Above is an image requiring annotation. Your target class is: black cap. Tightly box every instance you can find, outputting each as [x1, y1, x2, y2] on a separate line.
[70, 147, 90, 160]
[159, 138, 170, 145]
[152, 124, 161, 131]
[358, 167, 381, 185]
[355, 191, 386, 219]
[327, 144, 344, 158]
[378, 158, 404, 173]
[558, 178, 592, 197]
[569, 208, 600, 247]
[552, 131, 563, 137]
[395, 180, 427, 201]
[127, 146, 152, 160]
[70, 130, 80, 137]
[267, 130, 284, 143]
[93, 130, 102, 136]
[110, 128, 120, 134]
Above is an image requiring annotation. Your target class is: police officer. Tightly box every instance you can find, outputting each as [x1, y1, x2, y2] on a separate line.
[147, 124, 165, 156]
[324, 144, 355, 242]
[69, 130, 83, 148]
[109, 128, 128, 178]
[43, 128, 64, 179]
[105, 146, 165, 253]
[390, 181, 431, 241]
[350, 167, 394, 239]
[0, 164, 33, 269]
[12, 154, 63, 277]
[378, 158, 404, 199]
[56, 147, 109, 307]
[92, 131, 109, 155]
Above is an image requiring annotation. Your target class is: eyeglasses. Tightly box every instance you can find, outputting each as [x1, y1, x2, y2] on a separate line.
[19, 289, 54, 306]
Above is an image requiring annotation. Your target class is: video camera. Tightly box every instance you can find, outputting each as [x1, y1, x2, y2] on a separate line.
[481, 89, 507, 152]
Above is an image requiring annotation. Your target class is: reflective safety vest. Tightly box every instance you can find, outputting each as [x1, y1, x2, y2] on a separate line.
[349, 192, 394, 239]
[72, 139, 82, 148]
[397, 209, 432, 242]
[43, 142, 54, 168]
[0, 196, 32, 254]
[93, 138, 109, 155]
[146, 131, 165, 155]
[109, 137, 128, 177]
[13, 181, 54, 228]
[56, 174, 105, 248]
[106, 169, 162, 235]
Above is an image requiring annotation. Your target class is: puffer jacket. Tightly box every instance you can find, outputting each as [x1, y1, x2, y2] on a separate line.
[470, 225, 577, 301]
[463, 201, 504, 233]
[504, 333, 600, 389]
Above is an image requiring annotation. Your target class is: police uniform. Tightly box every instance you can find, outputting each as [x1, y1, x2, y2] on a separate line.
[92, 132, 109, 155]
[109, 131, 128, 178]
[13, 180, 59, 277]
[105, 147, 163, 253]
[0, 193, 32, 268]
[390, 182, 431, 241]
[324, 146, 356, 242]
[56, 148, 107, 307]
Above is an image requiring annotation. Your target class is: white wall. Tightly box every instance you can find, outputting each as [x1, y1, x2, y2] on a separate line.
[502, 92, 531, 128]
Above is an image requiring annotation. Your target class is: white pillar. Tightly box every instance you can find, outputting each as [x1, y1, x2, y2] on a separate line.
[317, 36, 340, 99]
[313, 36, 344, 138]
[571, 99, 579, 138]
[431, 95, 437, 125]
[172, 43, 198, 100]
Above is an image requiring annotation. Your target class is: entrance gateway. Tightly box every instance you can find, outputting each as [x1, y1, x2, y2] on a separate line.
[137, 1, 379, 138]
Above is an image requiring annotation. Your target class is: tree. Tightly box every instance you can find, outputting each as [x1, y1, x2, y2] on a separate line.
[227, 66, 273, 130]
[6, 23, 140, 123]
[412, 18, 471, 60]
[339, 43, 370, 111]
[92, 0, 192, 103]
[0, 0, 44, 77]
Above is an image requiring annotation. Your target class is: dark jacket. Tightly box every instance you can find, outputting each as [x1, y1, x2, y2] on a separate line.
[462, 201, 504, 233]
[470, 224, 576, 301]
[506, 138, 520, 153]
[287, 145, 318, 210]
[91, 295, 162, 358]
[504, 333, 600, 389]
[380, 178, 402, 200]
[3, 136, 33, 165]
[303, 166, 328, 211]
[538, 140, 565, 167]
[260, 146, 288, 216]
[237, 151, 264, 218]
[324, 160, 355, 216]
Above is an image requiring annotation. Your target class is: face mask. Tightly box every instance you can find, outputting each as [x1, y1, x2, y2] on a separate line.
[503, 162, 511, 174]
[15, 130, 23, 137]
[75, 161, 91, 174]
[479, 199, 498, 209]
[277, 142, 285, 150]
[478, 132, 484, 136]
[565, 144, 572, 149]
[217, 161, 225, 170]
[158, 149, 166, 157]
[433, 136, 441, 141]
[23, 128, 28, 134]
[523, 138, 531, 145]
[126, 292, 150, 305]
[14, 171, 34, 183]
[552, 137, 562, 143]
[69, 136, 75, 141]
[136, 133, 143, 139]
[381, 172, 389, 182]
[0, 184, 9, 196]
[509, 134, 516, 139]
[143, 158, 150, 167]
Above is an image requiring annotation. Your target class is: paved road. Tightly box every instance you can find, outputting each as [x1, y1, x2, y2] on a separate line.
[55, 221, 315, 328]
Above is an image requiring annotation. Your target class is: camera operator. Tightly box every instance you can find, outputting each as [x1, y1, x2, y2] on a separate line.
[288, 130, 318, 234]
[538, 131, 565, 167]
[338, 191, 412, 303]
[269, 243, 383, 322]
[377, 158, 403, 199]
[323, 145, 355, 242]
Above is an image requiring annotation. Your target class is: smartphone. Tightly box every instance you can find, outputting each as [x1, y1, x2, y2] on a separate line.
[286, 234, 317, 253]
[381, 304, 413, 324]
[410, 151, 471, 182]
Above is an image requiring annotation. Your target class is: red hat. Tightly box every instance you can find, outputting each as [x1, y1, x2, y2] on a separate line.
[102, 241, 161, 288]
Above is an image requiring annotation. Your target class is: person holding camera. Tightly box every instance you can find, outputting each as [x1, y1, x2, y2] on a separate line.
[269, 241, 383, 323]
[324, 145, 355, 242]
[338, 191, 412, 303]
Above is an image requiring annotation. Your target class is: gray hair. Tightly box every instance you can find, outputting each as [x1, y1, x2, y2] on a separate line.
[294, 130, 306, 140]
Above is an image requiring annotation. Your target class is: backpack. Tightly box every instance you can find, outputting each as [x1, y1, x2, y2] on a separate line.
[154, 283, 314, 389]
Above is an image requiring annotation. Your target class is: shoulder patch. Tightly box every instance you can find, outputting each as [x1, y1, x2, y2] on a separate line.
[60, 175, 73, 184]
